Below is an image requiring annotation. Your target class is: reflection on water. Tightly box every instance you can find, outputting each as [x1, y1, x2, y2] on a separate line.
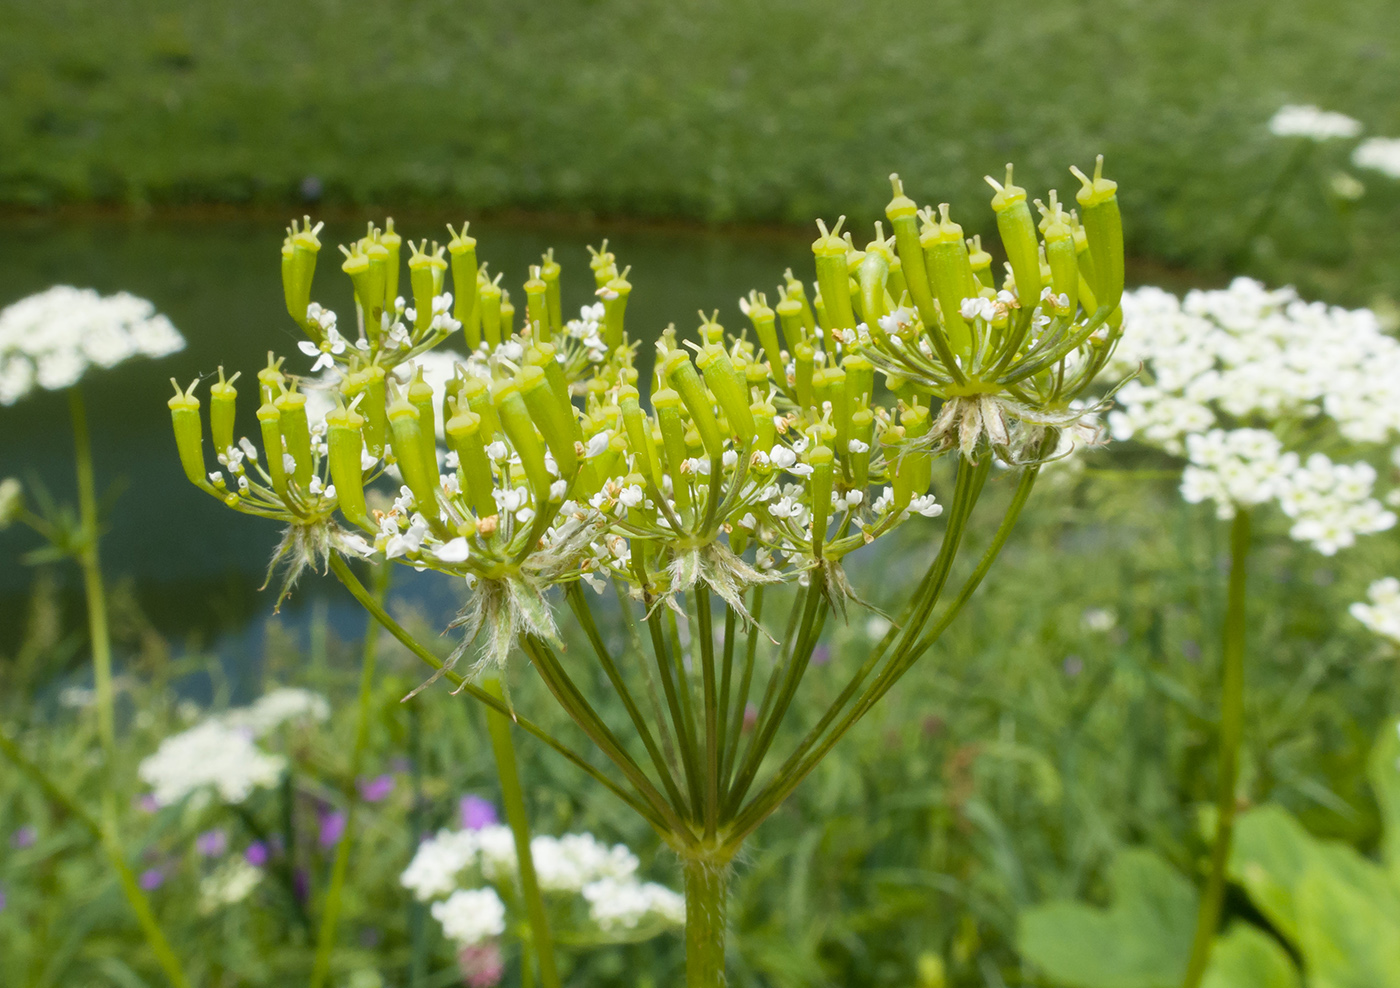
[0, 213, 811, 682]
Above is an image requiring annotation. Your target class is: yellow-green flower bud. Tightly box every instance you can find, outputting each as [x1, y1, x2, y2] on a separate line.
[363, 231, 390, 324]
[985, 164, 1043, 307]
[340, 244, 378, 343]
[210, 367, 240, 455]
[745, 359, 770, 401]
[459, 375, 501, 442]
[1069, 155, 1123, 315]
[794, 342, 816, 412]
[478, 273, 504, 348]
[886, 174, 938, 325]
[524, 266, 550, 343]
[326, 404, 371, 531]
[922, 204, 976, 355]
[752, 398, 776, 454]
[407, 367, 441, 485]
[257, 353, 286, 406]
[274, 387, 314, 490]
[813, 217, 857, 331]
[588, 240, 616, 289]
[652, 388, 693, 513]
[499, 288, 515, 339]
[492, 378, 552, 498]
[695, 341, 755, 447]
[808, 444, 835, 550]
[842, 354, 874, 413]
[360, 363, 388, 457]
[526, 342, 578, 439]
[540, 249, 563, 336]
[1036, 194, 1080, 315]
[282, 217, 324, 335]
[388, 396, 441, 518]
[602, 269, 632, 350]
[783, 269, 817, 337]
[740, 291, 781, 366]
[849, 408, 874, 489]
[619, 387, 663, 486]
[519, 364, 578, 478]
[444, 407, 497, 518]
[408, 240, 448, 333]
[168, 379, 207, 488]
[380, 218, 402, 311]
[775, 289, 805, 351]
[888, 253, 908, 310]
[661, 349, 724, 460]
[257, 400, 288, 496]
[858, 228, 893, 327]
[894, 405, 932, 509]
[447, 223, 479, 334]
[967, 235, 994, 289]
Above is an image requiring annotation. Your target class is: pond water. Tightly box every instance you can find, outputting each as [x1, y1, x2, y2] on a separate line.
[0, 213, 811, 685]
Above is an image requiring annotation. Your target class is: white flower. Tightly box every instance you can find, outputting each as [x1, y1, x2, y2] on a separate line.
[847, 439, 870, 454]
[582, 878, 685, 931]
[221, 687, 330, 736]
[1351, 577, 1400, 644]
[431, 888, 506, 947]
[0, 287, 184, 404]
[385, 515, 429, 558]
[529, 833, 638, 893]
[769, 446, 798, 470]
[1352, 137, 1400, 180]
[436, 537, 472, 563]
[906, 494, 943, 518]
[297, 327, 348, 372]
[486, 441, 509, 461]
[1082, 608, 1117, 633]
[618, 485, 644, 508]
[199, 859, 262, 915]
[402, 829, 483, 901]
[138, 721, 285, 806]
[959, 296, 999, 322]
[1267, 104, 1363, 141]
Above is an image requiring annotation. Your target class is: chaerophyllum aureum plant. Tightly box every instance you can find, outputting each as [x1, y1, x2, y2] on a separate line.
[168, 158, 1125, 986]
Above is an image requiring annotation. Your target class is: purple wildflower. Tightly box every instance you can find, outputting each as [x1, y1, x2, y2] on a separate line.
[139, 868, 164, 891]
[359, 774, 395, 803]
[11, 826, 36, 849]
[196, 829, 228, 857]
[459, 795, 498, 831]
[319, 810, 347, 848]
[245, 842, 269, 867]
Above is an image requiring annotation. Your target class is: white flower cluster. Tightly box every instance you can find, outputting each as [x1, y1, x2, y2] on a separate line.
[402, 825, 683, 941]
[1109, 280, 1398, 553]
[1353, 137, 1400, 180]
[1267, 105, 1363, 142]
[138, 721, 286, 807]
[221, 687, 331, 736]
[431, 888, 508, 947]
[138, 688, 330, 806]
[0, 286, 185, 405]
[1351, 577, 1400, 644]
[198, 858, 263, 915]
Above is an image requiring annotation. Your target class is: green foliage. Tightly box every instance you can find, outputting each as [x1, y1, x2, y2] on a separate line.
[1200, 924, 1298, 988]
[1016, 849, 1195, 988]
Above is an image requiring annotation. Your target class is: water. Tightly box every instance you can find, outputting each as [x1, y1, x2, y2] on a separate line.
[0, 213, 810, 680]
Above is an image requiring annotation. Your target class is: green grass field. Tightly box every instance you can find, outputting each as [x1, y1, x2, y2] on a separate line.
[5, 0, 1400, 303]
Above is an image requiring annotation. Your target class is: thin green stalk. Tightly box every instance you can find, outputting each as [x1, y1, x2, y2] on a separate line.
[1181, 509, 1251, 988]
[0, 729, 191, 988]
[408, 703, 428, 988]
[714, 603, 737, 795]
[614, 579, 682, 783]
[310, 565, 390, 988]
[483, 677, 561, 988]
[696, 588, 720, 837]
[566, 585, 687, 814]
[69, 387, 115, 761]
[644, 601, 703, 819]
[682, 853, 731, 988]
[719, 587, 763, 797]
[327, 555, 663, 828]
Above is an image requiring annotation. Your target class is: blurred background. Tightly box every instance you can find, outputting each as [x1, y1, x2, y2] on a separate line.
[4, 2, 1400, 986]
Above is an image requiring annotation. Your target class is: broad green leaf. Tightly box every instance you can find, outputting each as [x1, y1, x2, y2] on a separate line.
[1366, 716, 1400, 882]
[1295, 861, 1400, 988]
[1228, 804, 1318, 944]
[1017, 848, 1195, 988]
[1201, 923, 1300, 988]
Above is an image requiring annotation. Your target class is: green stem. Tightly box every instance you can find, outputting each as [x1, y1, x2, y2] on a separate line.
[683, 852, 731, 988]
[0, 729, 191, 988]
[69, 386, 115, 762]
[1181, 509, 1251, 988]
[310, 565, 389, 988]
[483, 677, 561, 988]
[696, 589, 720, 837]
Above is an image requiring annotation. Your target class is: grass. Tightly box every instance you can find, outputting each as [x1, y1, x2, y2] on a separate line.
[4, 0, 1400, 304]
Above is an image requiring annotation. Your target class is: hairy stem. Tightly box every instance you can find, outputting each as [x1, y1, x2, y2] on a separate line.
[1181, 509, 1251, 988]
[484, 677, 561, 988]
[683, 851, 731, 988]
[310, 565, 389, 988]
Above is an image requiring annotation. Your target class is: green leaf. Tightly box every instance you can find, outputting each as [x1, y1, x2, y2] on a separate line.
[1017, 848, 1195, 988]
[1294, 860, 1400, 988]
[1228, 804, 1318, 944]
[1366, 716, 1400, 883]
[1201, 923, 1299, 988]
